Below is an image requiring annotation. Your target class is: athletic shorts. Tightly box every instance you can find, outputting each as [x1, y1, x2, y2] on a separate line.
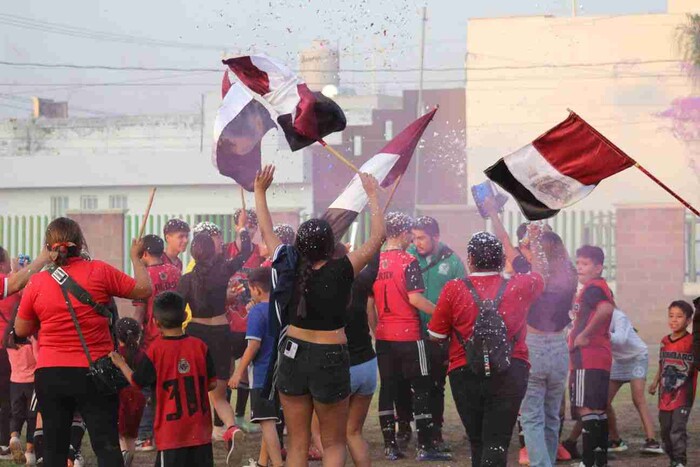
[276, 337, 350, 404]
[154, 443, 213, 467]
[350, 357, 378, 396]
[375, 339, 430, 380]
[610, 353, 648, 382]
[570, 369, 610, 416]
[231, 332, 247, 361]
[186, 323, 232, 380]
[250, 388, 280, 423]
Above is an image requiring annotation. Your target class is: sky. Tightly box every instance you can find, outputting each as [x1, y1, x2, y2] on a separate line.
[0, 0, 666, 118]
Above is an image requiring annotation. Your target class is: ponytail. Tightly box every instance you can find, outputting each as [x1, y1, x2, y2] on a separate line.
[293, 258, 315, 319]
[115, 318, 142, 367]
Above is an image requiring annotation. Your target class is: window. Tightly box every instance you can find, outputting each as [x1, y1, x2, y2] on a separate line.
[50, 196, 69, 218]
[109, 195, 128, 210]
[353, 135, 363, 157]
[384, 120, 393, 140]
[80, 195, 98, 210]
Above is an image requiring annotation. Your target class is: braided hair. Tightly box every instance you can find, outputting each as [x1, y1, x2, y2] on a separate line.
[292, 218, 335, 318]
[115, 317, 142, 367]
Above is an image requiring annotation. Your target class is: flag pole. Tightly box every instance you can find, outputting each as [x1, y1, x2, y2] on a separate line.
[383, 175, 403, 214]
[633, 163, 700, 217]
[240, 186, 246, 210]
[137, 188, 157, 239]
[319, 139, 361, 175]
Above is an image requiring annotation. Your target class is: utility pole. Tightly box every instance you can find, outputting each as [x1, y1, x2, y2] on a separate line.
[413, 6, 427, 217]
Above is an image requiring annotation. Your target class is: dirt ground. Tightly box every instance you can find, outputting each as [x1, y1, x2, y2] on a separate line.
[3, 349, 698, 466]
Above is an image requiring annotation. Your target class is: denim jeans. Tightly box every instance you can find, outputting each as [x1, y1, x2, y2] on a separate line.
[137, 386, 154, 440]
[520, 332, 569, 467]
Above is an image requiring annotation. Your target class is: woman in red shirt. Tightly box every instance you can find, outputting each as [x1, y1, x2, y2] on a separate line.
[13, 217, 152, 467]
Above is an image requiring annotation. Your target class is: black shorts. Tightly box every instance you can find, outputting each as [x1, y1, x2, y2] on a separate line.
[376, 339, 430, 380]
[186, 323, 232, 380]
[251, 388, 280, 423]
[231, 332, 247, 360]
[154, 443, 213, 467]
[276, 337, 350, 404]
[570, 369, 610, 416]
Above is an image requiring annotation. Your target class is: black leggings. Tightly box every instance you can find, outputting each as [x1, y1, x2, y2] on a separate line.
[35, 367, 122, 467]
[0, 349, 10, 446]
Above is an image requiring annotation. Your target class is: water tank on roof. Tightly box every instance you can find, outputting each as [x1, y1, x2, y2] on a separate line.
[299, 40, 339, 92]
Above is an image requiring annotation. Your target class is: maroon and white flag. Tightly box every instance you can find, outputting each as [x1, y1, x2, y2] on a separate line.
[485, 112, 634, 220]
[223, 55, 346, 151]
[322, 109, 438, 240]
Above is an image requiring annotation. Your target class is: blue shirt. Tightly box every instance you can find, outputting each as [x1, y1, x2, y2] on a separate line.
[246, 301, 274, 389]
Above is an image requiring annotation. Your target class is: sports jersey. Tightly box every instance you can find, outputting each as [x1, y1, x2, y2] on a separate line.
[161, 253, 183, 274]
[17, 258, 136, 369]
[245, 302, 274, 389]
[428, 272, 544, 373]
[568, 278, 614, 371]
[131, 334, 216, 451]
[134, 263, 181, 350]
[373, 249, 425, 342]
[407, 243, 466, 332]
[224, 242, 263, 332]
[659, 332, 697, 411]
[0, 292, 20, 350]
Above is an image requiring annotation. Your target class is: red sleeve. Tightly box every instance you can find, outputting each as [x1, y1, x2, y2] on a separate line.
[428, 280, 456, 339]
[16, 280, 38, 322]
[97, 261, 137, 298]
[0, 274, 6, 299]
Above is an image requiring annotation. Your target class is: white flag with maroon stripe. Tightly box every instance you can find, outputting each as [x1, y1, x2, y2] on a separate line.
[485, 112, 634, 220]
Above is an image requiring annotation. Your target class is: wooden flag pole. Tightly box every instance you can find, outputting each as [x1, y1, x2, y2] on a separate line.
[137, 188, 157, 239]
[319, 139, 361, 175]
[240, 186, 246, 210]
[634, 163, 700, 217]
[383, 175, 403, 214]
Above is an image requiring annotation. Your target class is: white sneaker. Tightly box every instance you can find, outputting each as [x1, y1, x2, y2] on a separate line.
[10, 436, 25, 464]
[73, 451, 85, 467]
[25, 451, 36, 466]
[242, 459, 257, 467]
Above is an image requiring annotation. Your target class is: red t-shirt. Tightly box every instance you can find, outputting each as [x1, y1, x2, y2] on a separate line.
[0, 292, 20, 350]
[428, 272, 544, 373]
[568, 278, 614, 371]
[659, 333, 697, 411]
[373, 249, 425, 342]
[17, 258, 136, 369]
[224, 242, 263, 333]
[160, 253, 183, 274]
[1, 273, 7, 300]
[131, 335, 216, 451]
[134, 263, 181, 350]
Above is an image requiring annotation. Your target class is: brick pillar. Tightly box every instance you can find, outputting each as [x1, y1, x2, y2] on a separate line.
[614, 204, 685, 344]
[416, 205, 486, 264]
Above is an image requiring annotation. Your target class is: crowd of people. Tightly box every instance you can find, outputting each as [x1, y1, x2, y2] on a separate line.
[0, 165, 697, 467]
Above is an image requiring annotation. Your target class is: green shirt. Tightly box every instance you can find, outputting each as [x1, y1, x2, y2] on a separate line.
[407, 242, 466, 332]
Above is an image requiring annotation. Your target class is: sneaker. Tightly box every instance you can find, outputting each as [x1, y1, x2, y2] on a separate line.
[308, 446, 323, 461]
[519, 447, 530, 465]
[135, 438, 155, 452]
[10, 436, 25, 464]
[384, 446, 405, 461]
[235, 415, 261, 434]
[562, 439, 581, 460]
[416, 448, 452, 462]
[0, 446, 12, 461]
[212, 425, 227, 441]
[223, 425, 244, 466]
[641, 438, 664, 454]
[73, 451, 85, 467]
[608, 438, 628, 452]
[242, 459, 257, 467]
[122, 450, 134, 467]
[25, 451, 36, 466]
[433, 440, 452, 453]
[557, 443, 572, 461]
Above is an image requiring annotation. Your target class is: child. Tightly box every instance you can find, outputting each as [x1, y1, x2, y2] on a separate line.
[115, 317, 147, 467]
[229, 267, 283, 467]
[649, 300, 697, 467]
[111, 291, 239, 467]
[569, 245, 615, 467]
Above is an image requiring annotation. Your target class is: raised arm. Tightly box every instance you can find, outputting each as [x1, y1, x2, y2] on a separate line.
[527, 223, 549, 283]
[347, 174, 386, 276]
[127, 239, 152, 300]
[225, 228, 252, 275]
[254, 165, 283, 256]
[6, 248, 51, 297]
[484, 197, 520, 268]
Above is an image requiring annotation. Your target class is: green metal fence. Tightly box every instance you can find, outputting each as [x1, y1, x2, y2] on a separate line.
[0, 215, 51, 261]
[686, 214, 699, 283]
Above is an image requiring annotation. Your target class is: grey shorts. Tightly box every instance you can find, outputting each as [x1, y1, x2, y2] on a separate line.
[610, 353, 648, 382]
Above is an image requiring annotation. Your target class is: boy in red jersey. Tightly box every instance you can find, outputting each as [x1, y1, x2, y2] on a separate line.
[569, 245, 615, 467]
[111, 291, 233, 467]
[372, 212, 450, 462]
[162, 219, 190, 273]
[649, 300, 697, 467]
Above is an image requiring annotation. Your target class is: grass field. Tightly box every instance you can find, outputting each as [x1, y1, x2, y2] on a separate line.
[2, 346, 697, 466]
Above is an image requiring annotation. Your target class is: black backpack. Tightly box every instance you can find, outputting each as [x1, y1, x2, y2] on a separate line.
[455, 278, 514, 377]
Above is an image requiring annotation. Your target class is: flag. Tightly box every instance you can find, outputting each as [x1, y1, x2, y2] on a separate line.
[213, 76, 276, 191]
[484, 112, 634, 220]
[322, 109, 438, 239]
[223, 55, 346, 150]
